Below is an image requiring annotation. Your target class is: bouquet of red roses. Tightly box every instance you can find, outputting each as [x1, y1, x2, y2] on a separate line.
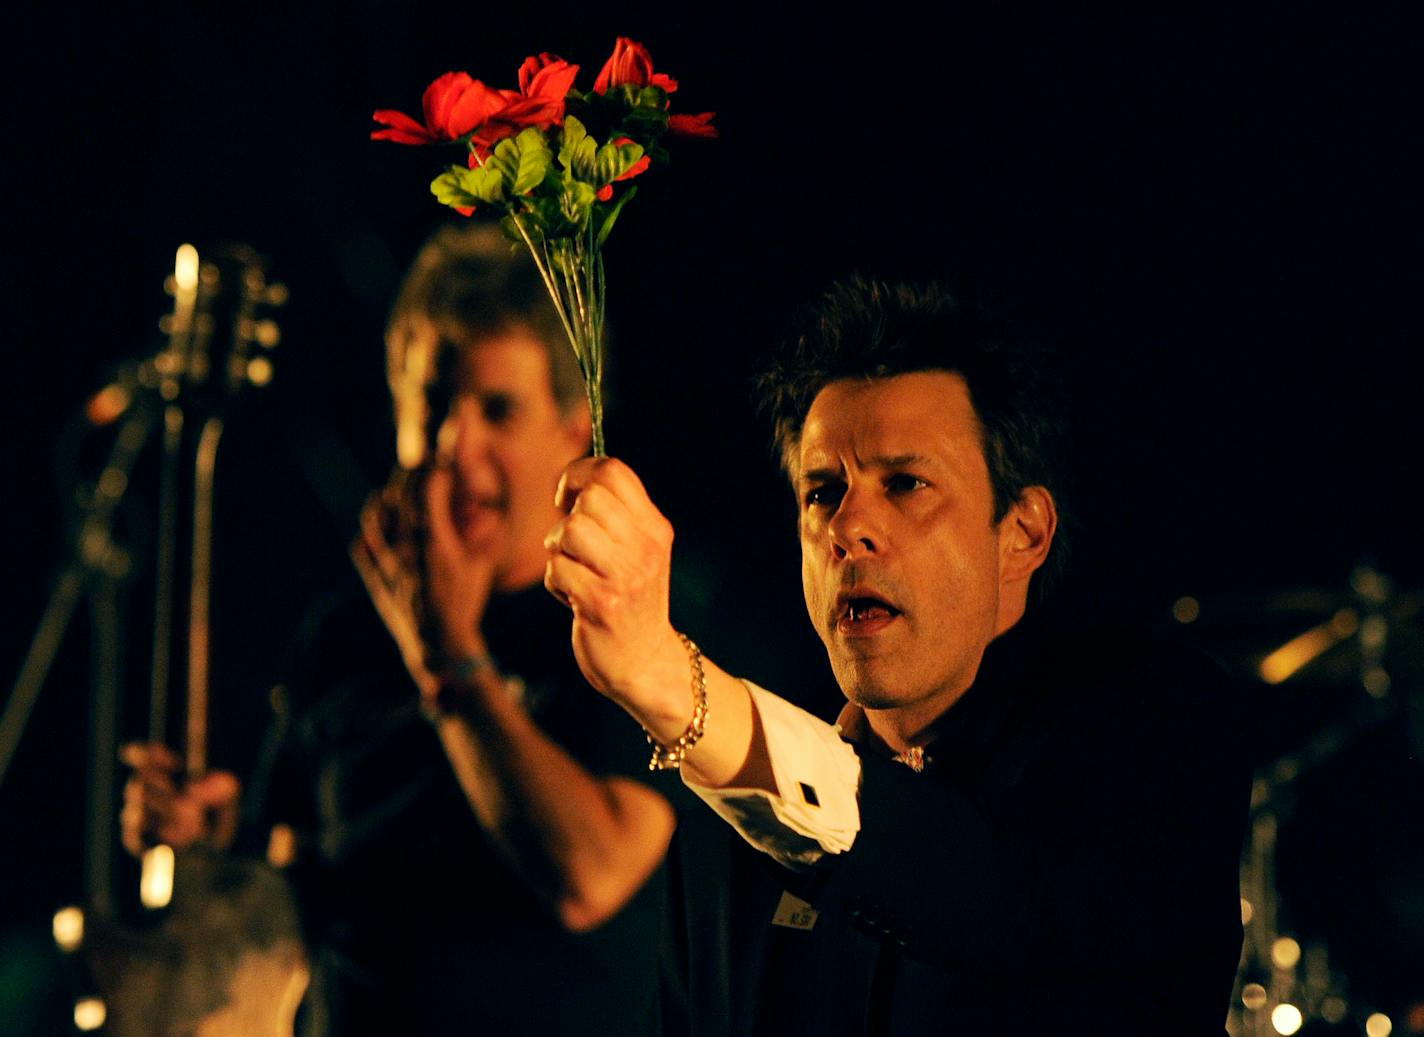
[373, 38, 716, 456]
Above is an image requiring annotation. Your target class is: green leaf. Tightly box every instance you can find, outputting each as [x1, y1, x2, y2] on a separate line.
[512, 128, 553, 196]
[633, 85, 668, 111]
[594, 184, 637, 250]
[594, 139, 645, 185]
[621, 106, 669, 141]
[528, 194, 575, 239]
[486, 136, 520, 185]
[561, 179, 598, 231]
[557, 118, 598, 184]
[468, 164, 506, 204]
[431, 166, 480, 210]
[498, 215, 527, 245]
[558, 116, 589, 169]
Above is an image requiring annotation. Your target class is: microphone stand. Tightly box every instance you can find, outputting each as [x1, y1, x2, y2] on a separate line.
[0, 388, 158, 914]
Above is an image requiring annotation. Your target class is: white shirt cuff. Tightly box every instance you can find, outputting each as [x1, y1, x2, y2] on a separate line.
[684, 680, 861, 865]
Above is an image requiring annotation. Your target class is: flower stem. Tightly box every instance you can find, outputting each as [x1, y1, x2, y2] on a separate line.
[507, 213, 607, 457]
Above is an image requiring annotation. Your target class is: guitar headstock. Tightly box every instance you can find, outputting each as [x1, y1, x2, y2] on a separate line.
[155, 242, 287, 405]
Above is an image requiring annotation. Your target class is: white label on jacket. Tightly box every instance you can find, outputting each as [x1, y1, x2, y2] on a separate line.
[771, 891, 819, 930]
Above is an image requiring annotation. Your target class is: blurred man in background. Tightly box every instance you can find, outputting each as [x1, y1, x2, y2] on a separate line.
[122, 224, 677, 1035]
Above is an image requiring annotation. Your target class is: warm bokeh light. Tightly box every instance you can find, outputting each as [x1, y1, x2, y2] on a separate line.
[1321, 996, 1349, 1024]
[255, 318, 282, 348]
[1240, 897, 1254, 925]
[267, 823, 297, 869]
[140, 844, 176, 909]
[1366, 1013, 1394, 1037]
[1242, 983, 1269, 1010]
[1172, 596, 1200, 624]
[1271, 1003, 1304, 1035]
[174, 243, 200, 294]
[52, 906, 84, 951]
[1271, 935, 1302, 970]
[248, 356, 274, 386]
[85, 384, 132, 427]
[1364, 666, 1391, 698]
[74, 997, 107, 1031]
[1259, 610, 1358, 685]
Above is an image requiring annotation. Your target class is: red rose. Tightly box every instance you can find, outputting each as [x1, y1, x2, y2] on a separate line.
[372, 71, 494, 144]
[668, 111, 718, 138]
[518, 53, 579, 124]
[373, 59, 574, 157]
[593, 37, 678, 95]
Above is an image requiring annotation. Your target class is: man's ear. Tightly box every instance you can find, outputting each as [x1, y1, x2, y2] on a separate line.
[999, 486, 1057, 586]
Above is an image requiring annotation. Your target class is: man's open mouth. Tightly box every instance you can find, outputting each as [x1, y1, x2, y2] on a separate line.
[835, 591, 902, 633]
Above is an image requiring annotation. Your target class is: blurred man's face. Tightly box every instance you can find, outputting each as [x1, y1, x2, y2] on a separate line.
[795, 372, 1018, 736]
[434, 332, 589, 591]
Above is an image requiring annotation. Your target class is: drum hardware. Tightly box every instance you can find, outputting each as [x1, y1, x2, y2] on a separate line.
[1173, 564, 1421, 1035]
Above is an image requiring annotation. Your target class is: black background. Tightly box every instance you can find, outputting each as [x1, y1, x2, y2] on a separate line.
[2, 7, 1421, 1031]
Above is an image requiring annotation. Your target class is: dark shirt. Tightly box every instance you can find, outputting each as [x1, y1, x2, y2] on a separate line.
[666, 610, 1253, 1036]
[249, 579, 673, 1036]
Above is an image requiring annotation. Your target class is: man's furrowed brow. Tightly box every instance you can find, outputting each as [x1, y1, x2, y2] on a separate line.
[870, 453, 929, 469]
[797, 465, 844, 488]
[796, 454, 929, 485]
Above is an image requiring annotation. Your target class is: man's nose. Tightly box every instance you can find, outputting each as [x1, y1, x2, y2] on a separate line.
[438, 397, 491, 465]
[828, 487, 882, 561]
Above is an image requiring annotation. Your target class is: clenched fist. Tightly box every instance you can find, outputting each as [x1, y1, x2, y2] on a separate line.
[543, 458, 691, 737]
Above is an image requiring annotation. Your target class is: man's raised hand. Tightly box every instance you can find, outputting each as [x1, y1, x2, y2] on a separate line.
[543, 458, 690, 732]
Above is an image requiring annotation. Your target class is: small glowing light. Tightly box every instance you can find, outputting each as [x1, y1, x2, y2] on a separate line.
[1364, 666, 1392, 698]
[140, 844, 176, 909]
[1271, 1002, 1304, 1035]
[1240, 898, 1254, 925]
[52, 906, 84, 951]
[1172, 596, 1201, 624]
[174, 244, 200, 294]
[1333, 608, 1363, 637]
[265, 282, 290, 306]
[1272, 936, 1302, 970]
[1367, 1013, 1394, 1037]
[247, 356, 274, 386]
[74, 997, 107, 1030]
[267, 823, 297, 869]
[1259, 610, 1358, 685]
[1321, 996, 1348, 1024]
[97, 468, 129, 499]
[85, 384, 132, 427]
[1242, 983, 1269, 1010]
[255, 318, 281, 348]
[1360, 614, 1388, 651]
[1405, 1002, 1424, 1033]
[1351, 565, 1389, 603]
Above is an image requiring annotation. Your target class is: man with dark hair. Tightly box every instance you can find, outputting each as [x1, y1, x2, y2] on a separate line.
[122, 224, 676, 1035]
[545, 277, 1250, 1033]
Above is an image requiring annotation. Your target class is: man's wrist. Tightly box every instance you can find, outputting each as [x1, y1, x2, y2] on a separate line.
[644, 633, 709, 770]
[623, 628, 702, 741]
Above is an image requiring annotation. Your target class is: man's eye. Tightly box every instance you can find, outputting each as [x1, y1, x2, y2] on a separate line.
[804, 484, 844, 509]
[482, 395, 513, 425]
[886, 473, 926, 494]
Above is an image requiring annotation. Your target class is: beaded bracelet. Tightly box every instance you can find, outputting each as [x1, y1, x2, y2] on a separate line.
[646, 633, 708, 770]
[421, 653, 524, 724]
